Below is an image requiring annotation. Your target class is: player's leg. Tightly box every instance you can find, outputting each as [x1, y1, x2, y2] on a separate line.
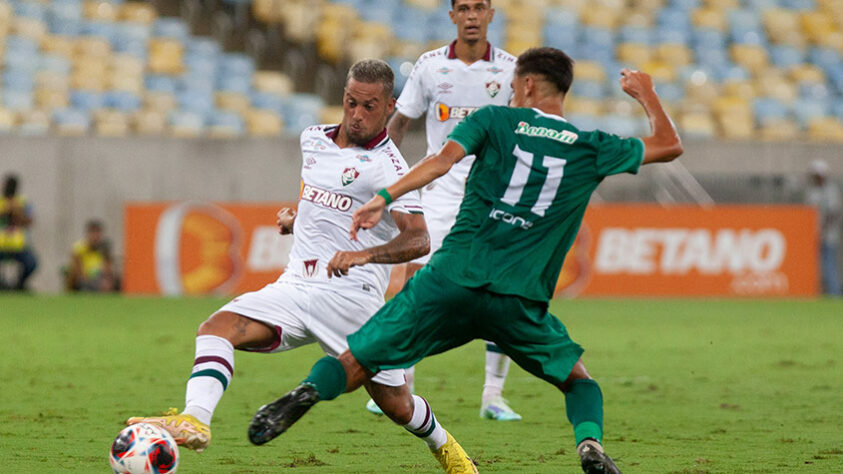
[480, 341, 522, 421]
[12, 249, 37, 290]
[366, 261, 422, 415]
[129, 283, 306, 452]
[479, 295, 619, 473]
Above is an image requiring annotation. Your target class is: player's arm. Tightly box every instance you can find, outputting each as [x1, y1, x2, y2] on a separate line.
[621, 69, 683, 165]
[276, 207, 296, 235]
[350, 141, 466, 240]
[327, 211, 429, 278]
[387, 112, 413, 147]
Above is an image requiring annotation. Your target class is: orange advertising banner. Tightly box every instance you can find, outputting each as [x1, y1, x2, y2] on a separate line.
[556, 205, 818, 297]
[124, 202, 295, 295]
[125, 202, 818, 297]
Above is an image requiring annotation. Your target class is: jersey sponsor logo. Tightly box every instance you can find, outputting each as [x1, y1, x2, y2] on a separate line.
[303, 155, 317, 169]
[489, 208, 533, 229]
[341, 167, 360, 186]
[594, 228, 786, 276]
[436, 103, 478, 122]
[355, 154, 371, 163]
[303, 259, 319, 278]
[486, 80, 501, 98]
[487, 66, 504, 74]
[437, 66, 452, 75]
[514, 121, 578, 144]
[301, 183, 353, 211]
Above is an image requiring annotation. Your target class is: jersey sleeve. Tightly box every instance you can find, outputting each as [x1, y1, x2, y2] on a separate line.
[592, 131, 645, 177]
[446, 106, 494, 157]
[380, 148, 424, 215]
[395, 58, 427, 119]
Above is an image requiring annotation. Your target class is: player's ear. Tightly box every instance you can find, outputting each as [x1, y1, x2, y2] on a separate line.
[449, 8, 456, 24]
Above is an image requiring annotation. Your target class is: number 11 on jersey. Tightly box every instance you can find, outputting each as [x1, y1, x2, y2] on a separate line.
[500, 145, 567, 217]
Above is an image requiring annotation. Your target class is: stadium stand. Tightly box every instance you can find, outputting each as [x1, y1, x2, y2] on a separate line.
[0, 0, 841, 140]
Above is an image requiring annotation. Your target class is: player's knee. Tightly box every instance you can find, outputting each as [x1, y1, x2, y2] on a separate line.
[196, 312, 237, 339]
[384, 398, 413, 425]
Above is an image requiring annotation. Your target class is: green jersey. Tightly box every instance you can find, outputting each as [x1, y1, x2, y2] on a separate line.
[429, 106, 644, 302]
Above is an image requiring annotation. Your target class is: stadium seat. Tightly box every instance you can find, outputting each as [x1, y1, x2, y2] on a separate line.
[133, 108, 167, 135]
[245, 108, 283, 136]
[216, 91, 251, 114]
[807, 116, 843, 141]
[0, 108, 16, 133]
[169, 109, 205, 137]
[207, 110, 246, 138]
[53, 107, 90, 136]
[17, 109, 50, 135]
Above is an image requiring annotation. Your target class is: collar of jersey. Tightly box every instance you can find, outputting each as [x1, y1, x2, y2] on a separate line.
[532, 108, 567, 122]
[324, 125, 389, 150]
[447, 40, 493, 62]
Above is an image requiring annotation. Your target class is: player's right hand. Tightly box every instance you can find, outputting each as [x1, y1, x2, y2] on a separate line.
[350, 196, 387, 241]
[619, 68, 655, 101]
[276, 207, 296, 235]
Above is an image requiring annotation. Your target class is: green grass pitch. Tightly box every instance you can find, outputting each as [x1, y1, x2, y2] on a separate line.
[1, 294, 841, 473]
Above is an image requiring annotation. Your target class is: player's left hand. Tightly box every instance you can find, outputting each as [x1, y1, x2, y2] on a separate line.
[350, 196, 387, 241]
[327, 250, 371, 278]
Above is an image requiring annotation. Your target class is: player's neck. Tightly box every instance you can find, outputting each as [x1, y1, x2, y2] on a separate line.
[333, 125, 353, 149]
[529, 96, 565, 118]
[454, 39, 489, 65]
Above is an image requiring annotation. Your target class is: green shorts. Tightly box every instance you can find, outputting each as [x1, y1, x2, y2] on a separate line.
[347, 265, 584, 386]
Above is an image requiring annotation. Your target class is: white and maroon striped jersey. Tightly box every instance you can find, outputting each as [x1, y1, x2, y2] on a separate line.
[280, 124, 423, 297]
[396, 41, 516, 208]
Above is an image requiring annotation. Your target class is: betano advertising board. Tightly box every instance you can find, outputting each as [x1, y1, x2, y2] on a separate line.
[124, 202, 818, 297]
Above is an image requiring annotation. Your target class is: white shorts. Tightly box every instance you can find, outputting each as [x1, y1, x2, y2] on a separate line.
[412, 187, 461, 265]
[219, 279, 405, 387]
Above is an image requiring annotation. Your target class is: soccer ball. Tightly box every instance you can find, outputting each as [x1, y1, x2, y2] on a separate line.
[109, 423, 179, 473]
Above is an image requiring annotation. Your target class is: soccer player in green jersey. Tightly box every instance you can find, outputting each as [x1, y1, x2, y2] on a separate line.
[248, 47, 683, 473]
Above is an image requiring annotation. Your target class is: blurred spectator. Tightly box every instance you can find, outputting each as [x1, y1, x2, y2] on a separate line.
[805, 160, 841, 296]
[0, 174, 38, 291]
[67, 219, 120, 292]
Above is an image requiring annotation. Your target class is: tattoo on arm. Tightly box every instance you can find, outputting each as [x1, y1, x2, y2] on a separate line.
[365, 212, 429, 264]
[234, 315, 252, 336]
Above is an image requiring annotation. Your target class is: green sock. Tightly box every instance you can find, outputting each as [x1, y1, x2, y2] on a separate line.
[565, 378, 604, 444]
[302, 356, 347, 401]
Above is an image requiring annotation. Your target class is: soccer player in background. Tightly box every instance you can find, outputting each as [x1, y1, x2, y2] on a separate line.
[248, 48, 683, 473]
[366, 0, 522, 422]
[128, 59, 477, 473]
[0, 173, 38, 291]
[67, 219, 119, 292]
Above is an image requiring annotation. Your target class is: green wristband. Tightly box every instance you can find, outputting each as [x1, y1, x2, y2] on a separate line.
[377, 188, 393, 205]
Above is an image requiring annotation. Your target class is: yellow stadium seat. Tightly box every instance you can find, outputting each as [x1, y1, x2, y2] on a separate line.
[679, 111, 717, 138]
[36, 71, 71, 92]
[253, 71, 294, 96]
[319, 105, 344, 125]
[763, 9, 802, 45]
[35, 89, 69, 110]
[717, 114, 755, 140]
[565, 97, 603, 116]
[0, 108, 16, 133]
[0, 3, 11, 24]
[807, 117, 843, 142]
[18, 110, 50, 135]
[84, 1, 120, 21]
[574, 61, 607, 82]
[801, 11, 836, 44]
[405, 0, 439, 8]
[245, 109, 283, 137]
[692, 8, 727, 31]
[134, 109, 167, 135]
[657, 43, 693, 66]
[119, 2, 157, 24]
[216, 91, 251, 113]
[12, 17, 48, 41]
[580, 7, 620, 29]
[758, 119, 799, 141]
[71, 70, 107, 91]
[144, 92, 177, 112]
[628, 0, 665, 11]
[640, 59, 676, 82]
[755, 71, 797, 102]
[108, 73, 143, 94]
[617, 43, 652, 68]
[281, 1, 322, 43]
[506, 37, 542, 56]
[111, 54, 145, 76]
[148, 38, 184, 75]
[731, 44, 769, 74]
[789, 64, 825, 84]
[94, 109, 130, 136]
[701, 0, 739, 9]
[684, 81, 719, 102]
[75, 37, 112, 59]
[74, 57, 109, 77]
[41, 35, 76, 57]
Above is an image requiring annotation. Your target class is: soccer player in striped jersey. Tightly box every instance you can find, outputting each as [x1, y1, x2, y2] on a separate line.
[366, 0, 523, 422]
[127, 59, 477, 473]
[249, 48, 683, 473]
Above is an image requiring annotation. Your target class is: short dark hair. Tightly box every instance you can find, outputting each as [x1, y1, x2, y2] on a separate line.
[515, 47, 574, 94]
[86, 219, 104, 232]
[346, 59, 394, 97]
[451, 0, 491, 8]
[3, 174, 18, 198]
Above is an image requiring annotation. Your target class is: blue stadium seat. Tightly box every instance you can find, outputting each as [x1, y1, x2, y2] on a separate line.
[47, 0, 84, 36]
[620, 26, 653, 45]
[153, 18, 191, 42]
[655, 81, 686, 102]
[217, 75, 251, 94]
[571, 80, 606, 100]
[187, 37, 222, 58]
[4, 35, 39, 54]
[70, 90, 106, 110]
[753, 97, 790, 124]
[219, 54, 255, 81]
[251, 92, 286, 117]
[83, 21, 118, 44]
[1, 90, 34, 111]
[53, 107, 91, 130]
[745, 0, 780, 10]
[177, 89, 215, 115]
[669, 0, 700, 10]
[105, 91, 142, 112]
[146, 75, 178, 94]
[566, 113, 600, 132]
[792, 98, 828, 127]
[780, 0, 815, 10]
[184, 55, 219, 78]
[208, 110, 246, 136]
[38, 55, 72, 75]
[799, 82, 831, 100]
[656, 25, 690, 45]
[3, 70, 36, 92]
[770, 45, 806, 69]
[4, 50, 41, 74]
[12, 1, 46, 21]
[169, 110, 206, 135]
[658, 9, 691, 29]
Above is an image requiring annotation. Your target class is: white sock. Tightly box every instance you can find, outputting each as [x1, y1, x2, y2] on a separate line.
[405, 366, 415, 393]
[403, 395, 448, 450]
[482, 343, 510, 402]
[183, 335, 234, 426]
